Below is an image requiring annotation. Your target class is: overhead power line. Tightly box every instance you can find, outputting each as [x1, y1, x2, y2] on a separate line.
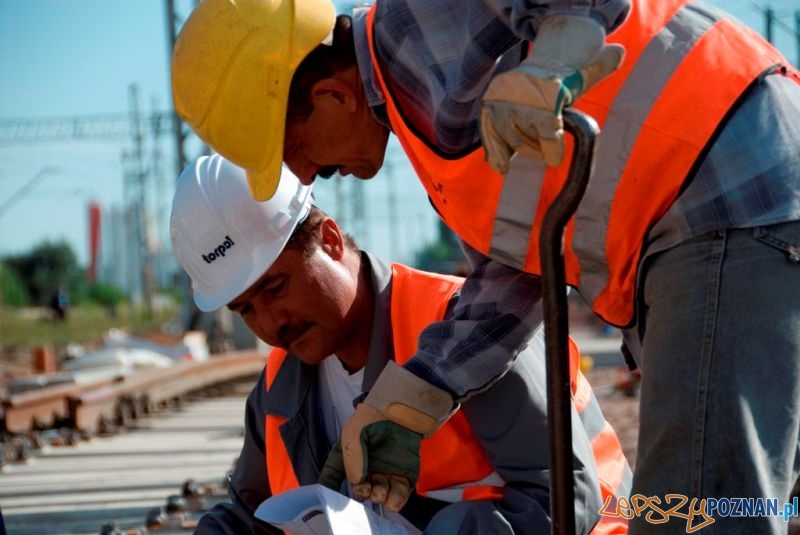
[0, 111, 175, 144]
[0, 167, 60, 219]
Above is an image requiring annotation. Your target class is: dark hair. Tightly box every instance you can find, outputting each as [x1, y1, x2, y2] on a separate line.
[285, 205, 358, 254]
[286, 15, 357, 124]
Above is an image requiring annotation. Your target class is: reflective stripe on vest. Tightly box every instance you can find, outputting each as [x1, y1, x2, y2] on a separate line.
[366, 1, 799, 326]
[568, 338, 632, 535]
[424, 471, 507, 503]
[264, 265, 503, 502]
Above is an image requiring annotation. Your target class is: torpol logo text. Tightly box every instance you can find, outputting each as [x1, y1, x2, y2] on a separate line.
[202, 235, 235, 263]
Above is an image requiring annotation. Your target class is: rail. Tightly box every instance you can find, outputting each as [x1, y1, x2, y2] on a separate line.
[2, 350, 266, 439]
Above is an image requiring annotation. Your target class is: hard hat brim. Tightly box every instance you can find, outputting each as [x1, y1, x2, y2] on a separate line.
[246, 157, 283, 202]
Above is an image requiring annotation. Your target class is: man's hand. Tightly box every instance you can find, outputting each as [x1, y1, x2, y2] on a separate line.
[318, 404, 421, 512]
[317, 362, 455, 512]
[480, 14, 624, 171]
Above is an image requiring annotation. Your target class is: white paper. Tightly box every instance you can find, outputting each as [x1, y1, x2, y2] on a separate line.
[255, 484, 421, 535]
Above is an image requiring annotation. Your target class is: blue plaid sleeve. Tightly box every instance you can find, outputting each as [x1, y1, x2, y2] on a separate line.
[404, 240, 544, 400]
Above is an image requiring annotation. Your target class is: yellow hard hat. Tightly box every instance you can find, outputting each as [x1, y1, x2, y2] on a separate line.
[171, 0, 336, 201]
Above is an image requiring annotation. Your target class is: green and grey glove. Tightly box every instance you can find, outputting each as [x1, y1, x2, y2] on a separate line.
[317, 362, 455, 512]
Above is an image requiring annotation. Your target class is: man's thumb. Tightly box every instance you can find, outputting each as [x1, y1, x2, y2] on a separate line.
[583, 44, 625, 88]
[317, 440, 346, 491]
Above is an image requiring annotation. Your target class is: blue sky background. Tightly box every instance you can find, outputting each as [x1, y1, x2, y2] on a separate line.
[1, 0, 798, 271]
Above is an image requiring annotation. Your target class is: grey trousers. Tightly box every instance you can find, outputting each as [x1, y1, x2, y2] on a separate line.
[631, 221, 800, 534]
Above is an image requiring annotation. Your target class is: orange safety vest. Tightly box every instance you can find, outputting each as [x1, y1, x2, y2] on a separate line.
[365, 1, 800, 327]
[264, 264, 630, 532]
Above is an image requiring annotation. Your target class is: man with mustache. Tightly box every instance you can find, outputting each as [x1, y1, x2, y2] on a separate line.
[169, 154, 631, 534]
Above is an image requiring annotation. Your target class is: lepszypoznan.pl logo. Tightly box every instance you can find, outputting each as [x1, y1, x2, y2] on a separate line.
[599, 494, 799, 532]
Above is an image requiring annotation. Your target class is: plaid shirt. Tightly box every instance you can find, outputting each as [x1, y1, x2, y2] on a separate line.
[352, 1, 800, 398]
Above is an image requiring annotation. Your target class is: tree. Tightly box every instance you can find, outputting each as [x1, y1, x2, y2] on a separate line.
[3, 240, 83, 306]
[87, 281, 126, 317]
[0, 262, 30, 307]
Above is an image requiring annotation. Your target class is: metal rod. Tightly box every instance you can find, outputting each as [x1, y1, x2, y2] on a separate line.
[540, 108, 599, 535]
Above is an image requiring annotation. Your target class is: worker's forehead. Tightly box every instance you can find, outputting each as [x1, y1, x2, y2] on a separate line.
[226, 249, 297, 308]
[256, 250, 298, 286]
[253, 247, 318, 290]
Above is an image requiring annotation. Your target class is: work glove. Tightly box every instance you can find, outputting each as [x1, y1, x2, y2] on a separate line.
[317, 361, 455, 512]
[480, 14, 625, 171]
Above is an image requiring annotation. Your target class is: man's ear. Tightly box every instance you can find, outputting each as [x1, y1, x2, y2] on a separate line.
[310, 77, 358, 112]
[319, 217, 345, 260]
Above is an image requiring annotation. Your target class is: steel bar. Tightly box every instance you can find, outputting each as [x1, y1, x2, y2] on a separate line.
[540, 108, 599, 535]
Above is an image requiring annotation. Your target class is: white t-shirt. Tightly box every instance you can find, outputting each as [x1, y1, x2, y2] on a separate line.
[318, 355, 365, 446]
[317, 356, 421, 532]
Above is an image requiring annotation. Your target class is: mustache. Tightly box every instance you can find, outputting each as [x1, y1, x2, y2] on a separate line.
[317, 166, 339, 179]
[277, 322, 312, 348]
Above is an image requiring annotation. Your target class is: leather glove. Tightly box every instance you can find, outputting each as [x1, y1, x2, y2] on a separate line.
[317, 362, 455, 512]
[480, 14, 625, 171]
[318, 406, 421, 512]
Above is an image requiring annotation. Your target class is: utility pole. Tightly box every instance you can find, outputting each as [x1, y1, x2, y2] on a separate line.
[754, 4, 800, 67]
[165, 0, 208, 335]
[795, 10, 800, 67]
[151, 95, 167, 288]
[121, 149, 135, 304]
[128, 84, 155, 320]
[765, 6, 775, 44]
[164, 0, 192, 179]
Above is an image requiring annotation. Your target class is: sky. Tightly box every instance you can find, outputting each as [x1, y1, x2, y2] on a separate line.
[1, 0, 798, 277]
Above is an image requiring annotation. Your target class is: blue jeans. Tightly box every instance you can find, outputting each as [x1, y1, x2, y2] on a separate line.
[630, 221, 800, 533]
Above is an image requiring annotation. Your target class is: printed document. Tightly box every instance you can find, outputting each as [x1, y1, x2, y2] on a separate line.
[255, 484, 421, 535]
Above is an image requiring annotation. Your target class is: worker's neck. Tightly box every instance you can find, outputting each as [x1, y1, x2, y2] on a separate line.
[335, 252, 374, 374]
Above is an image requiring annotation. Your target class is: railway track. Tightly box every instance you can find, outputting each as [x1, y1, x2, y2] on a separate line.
[0, 350, 266, 534]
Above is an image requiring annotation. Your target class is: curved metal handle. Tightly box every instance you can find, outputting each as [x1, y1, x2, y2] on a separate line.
[539, 108, 600, 535]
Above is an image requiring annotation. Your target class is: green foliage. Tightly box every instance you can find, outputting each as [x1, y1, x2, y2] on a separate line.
[3, 239, 82, 306]
[0, 262, 30, 306]
[87, 282, 126, 306]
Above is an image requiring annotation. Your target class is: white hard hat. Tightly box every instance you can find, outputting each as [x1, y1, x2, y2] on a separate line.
[170, 154, 312, 311]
